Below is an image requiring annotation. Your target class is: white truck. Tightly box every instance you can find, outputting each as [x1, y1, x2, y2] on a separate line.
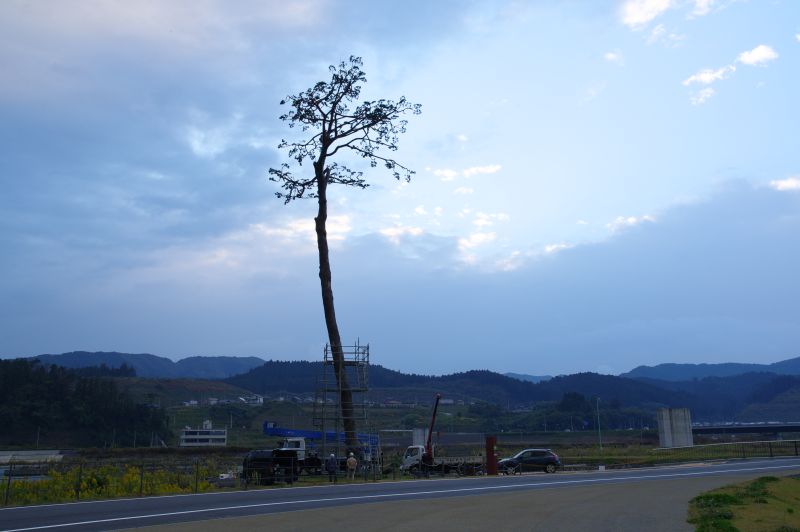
[399, 394, 484, 475]
[400, 444, 484, 475]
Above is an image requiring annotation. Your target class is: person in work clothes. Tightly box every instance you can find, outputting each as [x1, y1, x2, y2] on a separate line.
[325, 453, 338, 483]
[346, 452, 358, 480]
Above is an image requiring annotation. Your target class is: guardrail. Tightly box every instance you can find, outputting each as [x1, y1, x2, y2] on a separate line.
[650, 439, 800, 462]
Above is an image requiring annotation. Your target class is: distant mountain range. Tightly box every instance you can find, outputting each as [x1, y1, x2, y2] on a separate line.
[17, 351, 800, 421]
[223, 361, 800, 422]
[31, 351, 265, 379]
[225, 362, 690, 408]
[621, 356, 800, 381]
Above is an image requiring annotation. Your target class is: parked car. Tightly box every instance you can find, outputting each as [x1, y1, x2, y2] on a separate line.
[498, 448, 560, 474]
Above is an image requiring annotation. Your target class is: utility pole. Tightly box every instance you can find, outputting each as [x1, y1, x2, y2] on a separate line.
[595, 398, 603, 452]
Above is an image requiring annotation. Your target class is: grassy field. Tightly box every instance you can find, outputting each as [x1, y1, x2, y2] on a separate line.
[688, 475, 800, 531]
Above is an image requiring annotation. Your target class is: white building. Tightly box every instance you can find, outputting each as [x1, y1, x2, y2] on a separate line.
[179, 420, 227, 447]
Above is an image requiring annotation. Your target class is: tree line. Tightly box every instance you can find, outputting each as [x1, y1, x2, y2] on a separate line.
[0, 359, 168, 448]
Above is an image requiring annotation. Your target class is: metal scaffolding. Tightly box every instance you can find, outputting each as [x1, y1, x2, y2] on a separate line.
[313, 340, 379, 465]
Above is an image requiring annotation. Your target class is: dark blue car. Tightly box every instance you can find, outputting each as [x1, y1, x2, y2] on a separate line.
[498, 448, 560, 474]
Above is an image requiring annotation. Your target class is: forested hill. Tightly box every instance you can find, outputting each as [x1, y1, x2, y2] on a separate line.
[31, 351, 266, 379]
[0, 358, 168, 447]
[224, 362, 691, 411]
[622, 356, 800, 381]
[226, 362, 800, 421]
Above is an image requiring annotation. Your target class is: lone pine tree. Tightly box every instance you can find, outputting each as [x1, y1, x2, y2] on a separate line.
[269, 56, 421, 446]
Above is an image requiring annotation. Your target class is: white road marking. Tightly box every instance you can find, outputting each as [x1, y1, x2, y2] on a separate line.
[3, 462, 800, 531]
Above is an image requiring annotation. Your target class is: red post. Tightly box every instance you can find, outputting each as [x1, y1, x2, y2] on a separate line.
[485, 436, 498, 475]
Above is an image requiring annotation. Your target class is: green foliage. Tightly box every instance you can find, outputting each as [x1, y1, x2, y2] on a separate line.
[4, 462, 217, 506]
[689, 476, 800, 531]
[689, 493, 740, 530]
[742, 476, 779, 503]
[693, 493, 743, 508]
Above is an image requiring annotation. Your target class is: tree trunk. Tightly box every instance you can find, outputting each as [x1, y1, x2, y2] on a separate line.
[314, 162, 358, 448]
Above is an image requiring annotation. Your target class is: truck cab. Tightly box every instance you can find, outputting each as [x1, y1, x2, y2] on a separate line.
[400, 444, 427, 471]
[278, 437, 309, 461]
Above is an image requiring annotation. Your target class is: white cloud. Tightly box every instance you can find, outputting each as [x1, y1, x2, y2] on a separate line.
[607, 214, 656, 232]
[576, 219, 589, 226]
[544, 243, 574, 254]
[253, 215, 352, 244]
[380, 225, 424, 244]
[183, 110, 257, 159]
[604, 50, 624, 65]
[430, 165, 502, 182]
[683, 45, 777, 104]
[136, 212, 353, 281]
[457, 134, 469, 142]
[796, 33, 800, 43]
[690, 87, 716, 105]
[620, 0, 673, 29]
[463, 165, 502, 178]
[414, 205, 428, 216]
[647, 24, 686, 46]
[690, 0, 715, 17]
[434, 207, 443, 217]
[186, 127, 230, 158]
[458, 231, 496, 251]
[682, 65, 735, 86]
[769, 177, 800, 191]
[432, 168, 459, 182]
[473, 212, 510, 228]
[737, 44, 778, 66]
[495, 251, 523, 272]
[391, 180, 410, 195]
[454, 187, 474, 195]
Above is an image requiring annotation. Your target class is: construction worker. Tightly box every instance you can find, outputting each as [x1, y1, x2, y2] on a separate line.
[346, 452, 358, 480]
[325, 453, 338, 483]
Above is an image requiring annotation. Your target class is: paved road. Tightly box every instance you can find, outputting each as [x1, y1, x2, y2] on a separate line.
[2, 458, 799, 531]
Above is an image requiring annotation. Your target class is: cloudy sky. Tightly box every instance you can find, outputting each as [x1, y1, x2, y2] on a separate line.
[1, 0, 798, 376]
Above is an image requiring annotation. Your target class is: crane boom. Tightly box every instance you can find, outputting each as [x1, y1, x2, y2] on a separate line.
[425, 393, 442, 457]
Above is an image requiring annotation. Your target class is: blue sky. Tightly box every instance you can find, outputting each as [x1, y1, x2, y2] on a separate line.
[1, 0, 799, 376]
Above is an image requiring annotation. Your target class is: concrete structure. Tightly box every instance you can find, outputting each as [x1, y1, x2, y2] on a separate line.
[412, 428, 429, 446]
[657, 408, 694, 448]
[179, 420, 227, 447]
